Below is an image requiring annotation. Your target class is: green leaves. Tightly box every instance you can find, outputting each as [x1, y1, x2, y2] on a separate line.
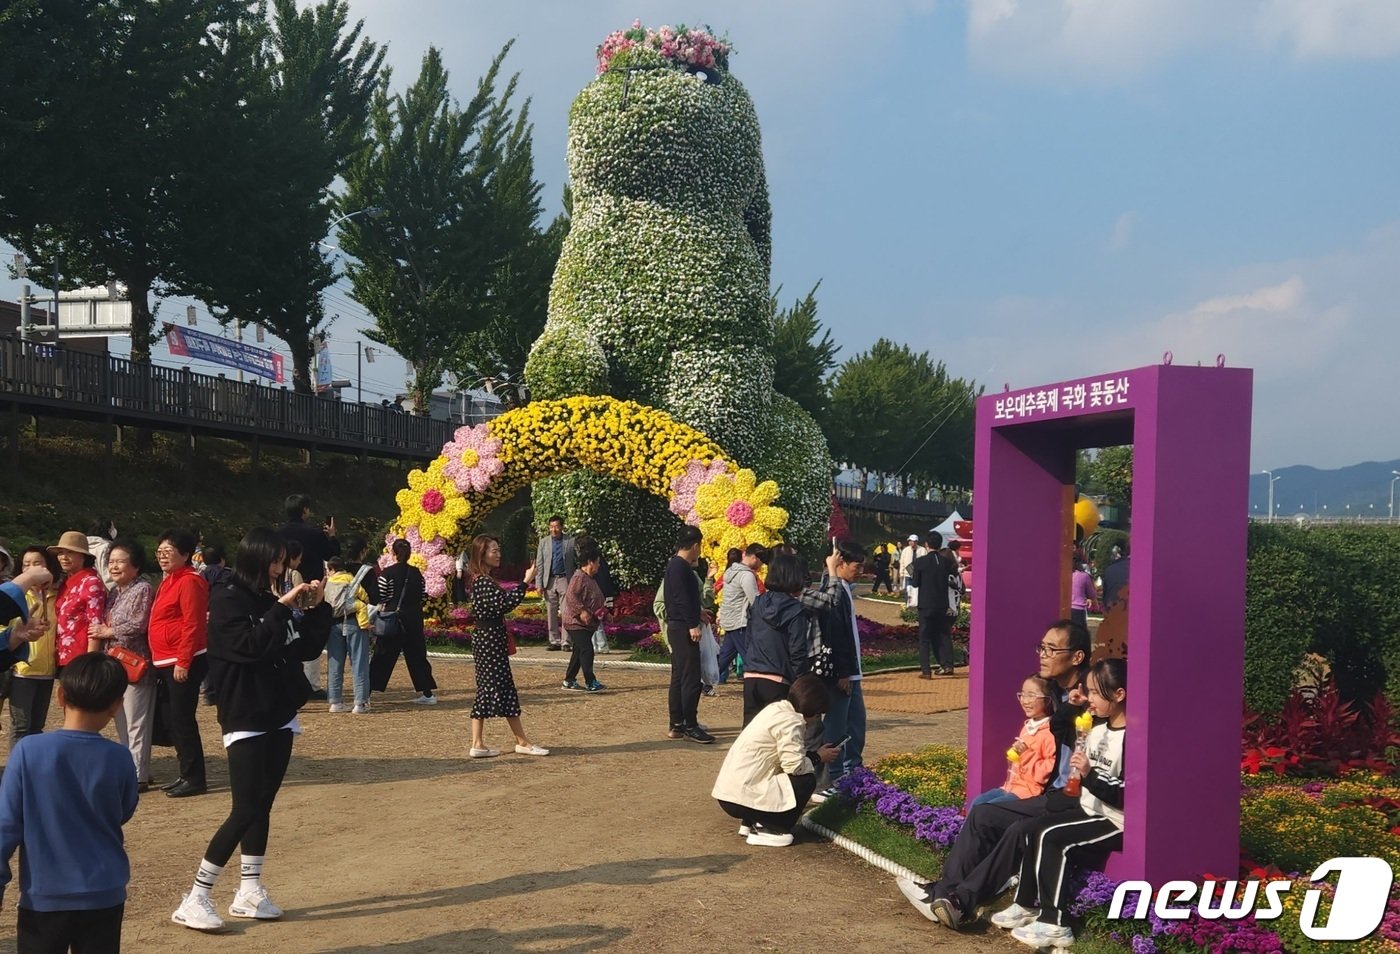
[771, 283, 839, 429]
[827, 338, 979, 493]
[341, 42, 550, 412]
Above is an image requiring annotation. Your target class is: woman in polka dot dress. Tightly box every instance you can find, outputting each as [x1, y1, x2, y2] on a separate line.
[466, 534, 549, 758]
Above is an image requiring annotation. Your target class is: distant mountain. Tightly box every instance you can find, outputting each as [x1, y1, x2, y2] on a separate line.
[1248, 458, 1400, 517]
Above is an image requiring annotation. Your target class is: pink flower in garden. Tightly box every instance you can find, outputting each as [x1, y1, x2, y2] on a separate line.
[441, 423, 504, 494]
[669, 458, 729, 525]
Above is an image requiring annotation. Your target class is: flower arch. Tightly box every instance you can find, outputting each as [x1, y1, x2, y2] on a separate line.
[384, 396, 788, 598]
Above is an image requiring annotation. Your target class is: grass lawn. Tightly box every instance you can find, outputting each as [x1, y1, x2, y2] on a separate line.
[806, 800, 945, 882]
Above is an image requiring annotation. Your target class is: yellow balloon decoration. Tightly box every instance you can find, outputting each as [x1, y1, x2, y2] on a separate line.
[1074, 497, 1102, 539]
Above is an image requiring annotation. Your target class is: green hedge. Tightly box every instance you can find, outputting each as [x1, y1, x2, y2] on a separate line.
[1245, 524, 1400, 713]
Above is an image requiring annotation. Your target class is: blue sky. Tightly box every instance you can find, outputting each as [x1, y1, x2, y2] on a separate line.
[5, 0, 1399, 472]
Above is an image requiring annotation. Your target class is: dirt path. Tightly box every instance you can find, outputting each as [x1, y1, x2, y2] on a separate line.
[0, 658, 1015, 953]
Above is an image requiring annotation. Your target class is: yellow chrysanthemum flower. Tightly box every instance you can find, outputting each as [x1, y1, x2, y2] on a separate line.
[694, 468, 787, 560]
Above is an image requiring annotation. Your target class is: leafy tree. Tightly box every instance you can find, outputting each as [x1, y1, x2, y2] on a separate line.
[0, 0, 256, 362]
[771, 283, 839, 428]
[827, 338, 978, 493]
[339, 44, 532, 412]
[1080, 445, 1134, 505]
[178, 0, 383, 392]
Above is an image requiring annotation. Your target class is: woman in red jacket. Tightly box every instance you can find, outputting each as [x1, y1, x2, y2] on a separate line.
[148, 528, 211, 798]
[49, 531, 105, 670]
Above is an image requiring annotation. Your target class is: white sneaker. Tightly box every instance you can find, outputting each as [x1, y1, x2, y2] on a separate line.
[469, 747, 500, 758]
[412, 694, 438, 705]
[745, 829, 794, 847]
[1011, 920, 1075, 949]
[172, 893, 225, 932]
[351, 703, 370, 714]
[327, 703, 346, 713]
[991, 902, 1039, 929]
[514, 744, 549, 756]
[229, 884, 283, 920]
[737, 823, 752, 837]
[895, 876, 939, 923]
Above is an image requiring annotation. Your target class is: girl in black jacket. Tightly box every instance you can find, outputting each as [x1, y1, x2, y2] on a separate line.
[172, 527, 331, 933]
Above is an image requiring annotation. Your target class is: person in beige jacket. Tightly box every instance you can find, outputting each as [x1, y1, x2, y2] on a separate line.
[711, 674, 840, 847]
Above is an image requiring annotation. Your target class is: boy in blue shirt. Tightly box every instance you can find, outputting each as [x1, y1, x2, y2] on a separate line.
[0, 653, 137, 953]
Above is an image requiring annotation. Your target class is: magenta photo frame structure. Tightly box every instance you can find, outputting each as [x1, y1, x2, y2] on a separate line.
[968, 361, 1253, 883]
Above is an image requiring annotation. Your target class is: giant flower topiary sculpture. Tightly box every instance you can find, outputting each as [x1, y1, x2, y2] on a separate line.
[526, 23, 833, 583]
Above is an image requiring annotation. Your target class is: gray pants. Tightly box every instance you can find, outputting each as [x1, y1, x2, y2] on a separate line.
[114, 677, 157, 784]
[544, 576, 569, 645]
[8, 677, 53, 742]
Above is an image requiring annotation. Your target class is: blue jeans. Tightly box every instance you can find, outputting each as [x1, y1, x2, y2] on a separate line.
[969, 787, 1020, 809]
[327, 619, 370, 707]
[822, 679, 866, 785]
[715, 625, 747, 683]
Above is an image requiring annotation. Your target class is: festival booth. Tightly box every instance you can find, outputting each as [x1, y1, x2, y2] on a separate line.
[968, 359, 1252, 883]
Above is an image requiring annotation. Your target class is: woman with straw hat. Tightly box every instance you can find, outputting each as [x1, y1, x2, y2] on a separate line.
[49, 531, 105, 672]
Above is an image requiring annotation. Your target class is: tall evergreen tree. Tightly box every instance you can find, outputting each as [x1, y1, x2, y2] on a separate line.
[771, 283, 839, 430]
[340, 44, 533, 412]
[176, 0, 383, 392]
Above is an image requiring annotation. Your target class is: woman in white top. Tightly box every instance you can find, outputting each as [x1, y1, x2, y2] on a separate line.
[711, 673, 839, 847]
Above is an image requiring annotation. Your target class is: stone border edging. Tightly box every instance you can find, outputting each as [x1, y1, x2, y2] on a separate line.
[799, 813, 924, 883]
[425, 650, 671, 671]
[424, 651, 927, 678]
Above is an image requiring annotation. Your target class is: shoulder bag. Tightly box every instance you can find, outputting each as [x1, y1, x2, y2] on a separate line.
[373, 571, 408, 637]
[107, 645, 148, 684]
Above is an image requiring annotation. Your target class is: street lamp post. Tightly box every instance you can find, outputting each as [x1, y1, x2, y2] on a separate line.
[1264, 470, 1282, 524]
[1390, 470, 1400, 522]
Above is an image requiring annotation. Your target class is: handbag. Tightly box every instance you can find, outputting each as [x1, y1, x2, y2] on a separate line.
[107, 645, 148, 684]
[373, 569, 409, 637]
[506, 632, 517, 656]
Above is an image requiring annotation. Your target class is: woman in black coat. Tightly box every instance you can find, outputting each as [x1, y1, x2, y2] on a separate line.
[171, 527, 331, 933]
[368, 538, 437, 704]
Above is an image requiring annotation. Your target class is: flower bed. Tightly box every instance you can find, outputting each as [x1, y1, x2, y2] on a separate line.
[809, 746, 1400, 951]
[628, 614, 923, 666]
[424, 598, 660, 649]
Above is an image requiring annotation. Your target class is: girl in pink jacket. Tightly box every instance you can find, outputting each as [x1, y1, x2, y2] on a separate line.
[969, 674, 1058, 808]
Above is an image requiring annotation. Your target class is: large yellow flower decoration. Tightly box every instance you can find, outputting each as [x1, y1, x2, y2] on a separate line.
[387, 396, 790, 598]
[394, 459, 471, 542]
[694, 468, 787, 563]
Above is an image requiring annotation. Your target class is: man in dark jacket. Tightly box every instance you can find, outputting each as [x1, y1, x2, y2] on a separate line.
[277, 494, 339, 583]
[909, 532, 957, 677]
[799, 541, 867, 798]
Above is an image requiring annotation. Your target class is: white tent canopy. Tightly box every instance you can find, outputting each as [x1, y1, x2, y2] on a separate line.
[932, 510, 965, 541]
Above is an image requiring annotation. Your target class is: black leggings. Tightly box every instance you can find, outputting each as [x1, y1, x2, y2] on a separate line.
[204, 729, 294, 866]
[564, 628, 596, 684]
[718, 772, 818, 834]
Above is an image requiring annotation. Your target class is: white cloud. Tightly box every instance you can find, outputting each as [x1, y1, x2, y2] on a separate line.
[1108, 211, 1136, 251]
[1259, 0, 1400, 59]
[934, 224, 1400, 469]
[965, 0, 1400, 80]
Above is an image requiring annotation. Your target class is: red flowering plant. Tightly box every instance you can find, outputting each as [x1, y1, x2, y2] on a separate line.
[596, 20, 732, 75]
[1242, 677, 1400, 777]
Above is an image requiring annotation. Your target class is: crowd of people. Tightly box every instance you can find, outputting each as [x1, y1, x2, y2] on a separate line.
[0, 497, 1128, 951]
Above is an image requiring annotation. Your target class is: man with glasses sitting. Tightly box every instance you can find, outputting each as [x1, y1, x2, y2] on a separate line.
[897, 619, 1091, 930]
